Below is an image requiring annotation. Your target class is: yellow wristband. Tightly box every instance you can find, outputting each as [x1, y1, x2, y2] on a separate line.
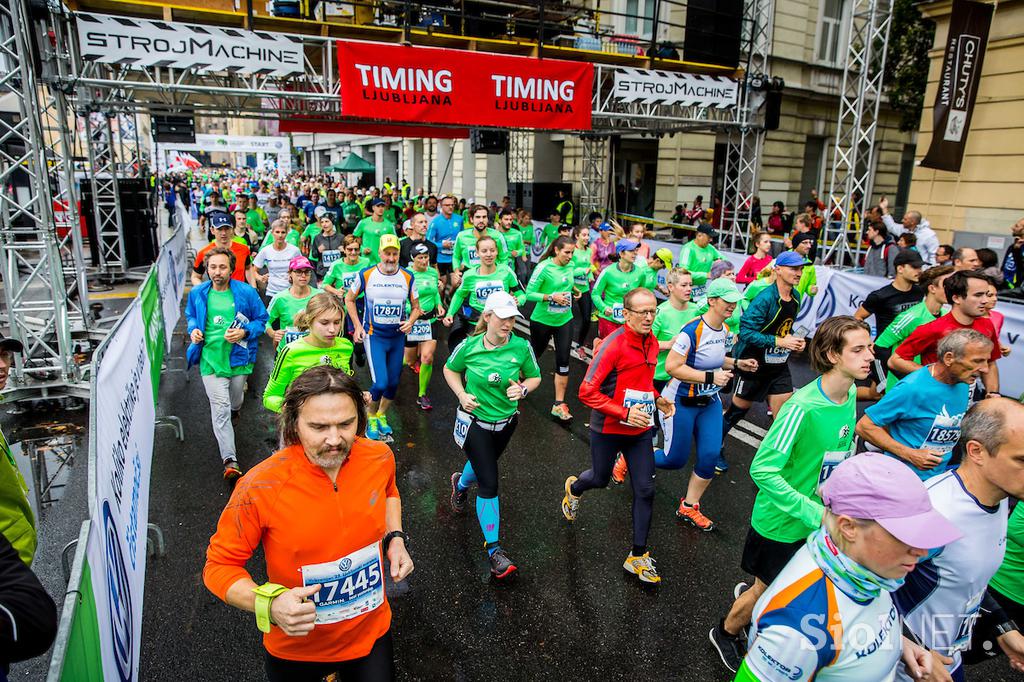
[252, 583, 288, 633]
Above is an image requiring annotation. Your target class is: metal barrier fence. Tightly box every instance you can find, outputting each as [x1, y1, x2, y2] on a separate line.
[46, 207, 189, 682]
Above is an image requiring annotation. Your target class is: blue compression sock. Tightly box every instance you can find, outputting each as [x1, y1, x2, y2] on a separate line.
[457, 461, 476, 490]
[476, 496, 500, 553]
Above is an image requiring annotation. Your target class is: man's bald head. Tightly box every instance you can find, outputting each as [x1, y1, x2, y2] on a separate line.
[960, 398, 1024, 499]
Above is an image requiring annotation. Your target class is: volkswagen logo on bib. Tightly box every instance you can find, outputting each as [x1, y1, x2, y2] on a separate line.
[339, 558, 353, 571]
[321, 355, 332, 365]
[488, 372, 501, 384]
[213, 315, 226, 325]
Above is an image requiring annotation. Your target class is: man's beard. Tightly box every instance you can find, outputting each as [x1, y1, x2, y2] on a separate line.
[307, 440, 351, 469]
[379, 262, 399, 275]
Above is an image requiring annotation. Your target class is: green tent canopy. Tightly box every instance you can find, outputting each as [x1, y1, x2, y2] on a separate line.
[326, 153, 375, 173]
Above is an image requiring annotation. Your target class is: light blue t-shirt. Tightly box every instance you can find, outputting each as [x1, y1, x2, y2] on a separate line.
[426, 213, 464, 264]
[864, 366, 968, 480]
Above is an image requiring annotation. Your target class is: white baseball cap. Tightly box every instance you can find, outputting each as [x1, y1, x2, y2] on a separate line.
[483, 291, 521, 319]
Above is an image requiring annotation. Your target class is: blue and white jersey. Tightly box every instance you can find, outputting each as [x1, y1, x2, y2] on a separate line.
[662, 316, 730, 401]
[745, 545, 902, 681]
[349, 265, 417, 336]
[893, 470, 1008, 680]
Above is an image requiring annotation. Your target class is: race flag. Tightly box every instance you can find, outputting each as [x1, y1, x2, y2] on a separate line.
[920, 0, 994, 173]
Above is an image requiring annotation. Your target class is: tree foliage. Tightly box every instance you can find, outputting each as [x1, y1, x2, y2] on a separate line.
[884, 0, 936, 132]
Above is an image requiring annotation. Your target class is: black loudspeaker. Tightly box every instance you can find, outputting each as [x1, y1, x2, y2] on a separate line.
[80, 179, 158, 269]
[470, 129, 509, 155]
[507, 182, 571, 220]
[153, 115, 196, 144]
[683, 0, 743, 68]
[764, 90, 783, 131]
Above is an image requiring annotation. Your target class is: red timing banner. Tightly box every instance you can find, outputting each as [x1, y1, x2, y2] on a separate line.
[336, 40, 594, 131]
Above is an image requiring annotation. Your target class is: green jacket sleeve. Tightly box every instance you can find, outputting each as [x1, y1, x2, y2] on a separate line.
[452, 236, 466, 271]
[262, 345, 295, 412]
[679, 246, 708, 285]
[749, 402, 825, 530]
[506, 268, 526, 304]
[448, 277, 470, 314]
[524, 262, 549, 303]
[591, 269, 610, 312]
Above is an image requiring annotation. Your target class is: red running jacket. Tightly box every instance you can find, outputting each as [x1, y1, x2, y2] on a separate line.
[579, 325, 660, 436]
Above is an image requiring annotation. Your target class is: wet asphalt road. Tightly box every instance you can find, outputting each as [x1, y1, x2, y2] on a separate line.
[137, 316, 1015, 682]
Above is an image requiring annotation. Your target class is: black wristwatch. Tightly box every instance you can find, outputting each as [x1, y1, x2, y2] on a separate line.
[994, 619, 1020, 638]
[383, 530, 409, 552]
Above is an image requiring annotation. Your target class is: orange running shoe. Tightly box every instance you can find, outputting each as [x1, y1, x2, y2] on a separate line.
[676, 500, 715, 531]
[611, 453, 628, 484]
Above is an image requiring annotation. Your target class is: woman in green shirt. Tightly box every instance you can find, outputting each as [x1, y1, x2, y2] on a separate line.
[444, 291, 542, 581]
[651, 268, 697, 391]
[265, 256, 322, 353]
[262, 293, 354, 412]
[570, 225, 595, 360]
[403, 243, 445, 411]
[443, 236, 525, 351]
[526, 236, 579, 421]
[322, 235, 369, 367]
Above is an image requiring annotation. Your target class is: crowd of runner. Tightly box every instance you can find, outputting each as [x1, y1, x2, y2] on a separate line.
[134, 167, 1024, 681]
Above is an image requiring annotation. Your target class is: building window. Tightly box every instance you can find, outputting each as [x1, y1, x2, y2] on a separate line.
[816, 0, 846, 65]
[623, 0, 656, 39]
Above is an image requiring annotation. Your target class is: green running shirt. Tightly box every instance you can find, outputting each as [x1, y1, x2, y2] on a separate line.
[591, 264, 647, 324]
[410, 266, 442, 314]
[354, 217, 396, 265]
[449, 264, 524, 315]
[262, 337, 354, 412]
[200, 288, 254, 377]
[525, 259, 577, 327]
[267, 288, 323, 353]
[749, 378, 857, 543]
[570, 247, 593, 290]
[874, 299, 939, 391]
[651, 300, 699, 381]
[444, 333, 541, 422]
[990, 503, 1024, 605]
[677, 241, 722, 285]
[499, 228, 525, 259]
[323, 258, 370, 294]
[452, 228, 509, 270]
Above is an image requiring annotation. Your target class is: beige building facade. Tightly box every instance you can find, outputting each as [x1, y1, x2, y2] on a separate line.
[906, 0, 1024, 248]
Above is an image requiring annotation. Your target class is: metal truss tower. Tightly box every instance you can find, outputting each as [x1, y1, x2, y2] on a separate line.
[579, 135, 609, 219]
[508, 131, 531, 184]
[823, 0, 893, 266]
[84, 112, 128, 279]
[0, 0, 86, 391]
[719, 0, 774, 252]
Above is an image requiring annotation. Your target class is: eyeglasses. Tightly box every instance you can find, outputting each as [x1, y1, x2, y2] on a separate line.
[625, 308, 657, 318]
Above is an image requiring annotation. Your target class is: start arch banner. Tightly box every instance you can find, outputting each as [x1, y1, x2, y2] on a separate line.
[336, 40, 593, 131]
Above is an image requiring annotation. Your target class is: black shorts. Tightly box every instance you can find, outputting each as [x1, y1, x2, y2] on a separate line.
[740, 526, 805, 585]
[437, 262, 453, 276]
[733, 366, 793, 403]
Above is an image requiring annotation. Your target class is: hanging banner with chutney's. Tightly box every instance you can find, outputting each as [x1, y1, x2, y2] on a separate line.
[336, 41, 593, 131]
[920, 0, 994, 172]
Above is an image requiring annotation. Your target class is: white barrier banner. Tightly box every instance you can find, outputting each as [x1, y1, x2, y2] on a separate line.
[158, 223, 188, 351]
[997, 300, 1024, 399]
[87, 299, 155, 682]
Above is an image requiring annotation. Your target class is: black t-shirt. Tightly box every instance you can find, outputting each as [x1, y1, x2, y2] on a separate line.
[399, 237, 438, 268]
[862, 284, 923, 337]
[311, 232, 345, 278]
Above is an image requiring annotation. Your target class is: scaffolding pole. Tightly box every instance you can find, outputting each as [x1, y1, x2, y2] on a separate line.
[507, 131, 532, 183]
[0, 0, 80, 389]
[579, 135, 609, 219]
[84, 112, 128, 279]
[719, 0, 774, 253]
[823, 0, 893, 266]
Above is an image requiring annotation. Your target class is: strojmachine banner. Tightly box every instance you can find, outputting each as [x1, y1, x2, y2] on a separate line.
[336, 41, 594, 130]
[920, 0, 994, 172]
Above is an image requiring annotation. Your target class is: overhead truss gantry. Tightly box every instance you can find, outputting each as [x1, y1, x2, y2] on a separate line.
[0, 0, 894, 398]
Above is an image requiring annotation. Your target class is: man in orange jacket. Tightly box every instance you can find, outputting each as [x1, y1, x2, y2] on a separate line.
[204, 366, 413, 680]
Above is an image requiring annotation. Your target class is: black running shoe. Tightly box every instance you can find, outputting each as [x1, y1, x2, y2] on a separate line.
[450, 472, 467, 513]
[709, 619, 745, 673]
[489, 548, 517, 579]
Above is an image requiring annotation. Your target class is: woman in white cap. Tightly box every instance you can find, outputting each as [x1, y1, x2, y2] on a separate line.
[443, 291, 542, 581]
[735, 453, 962, 682]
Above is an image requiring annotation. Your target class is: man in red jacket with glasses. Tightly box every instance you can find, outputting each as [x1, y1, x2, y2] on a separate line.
[560, 287, 675, 584]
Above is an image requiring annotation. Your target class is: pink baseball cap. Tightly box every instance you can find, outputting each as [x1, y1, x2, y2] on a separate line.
[288, 255, 314, 271]
[820, 453, 962, 549]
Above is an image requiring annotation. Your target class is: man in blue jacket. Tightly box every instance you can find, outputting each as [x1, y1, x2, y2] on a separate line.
[186, 247, 268, 481]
